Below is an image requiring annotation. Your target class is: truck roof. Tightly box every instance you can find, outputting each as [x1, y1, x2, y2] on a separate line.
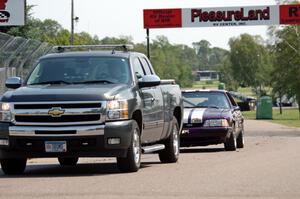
[181, 89, 227, 93]
[39, 45, 146, 60]
[40, 51, 137, 60]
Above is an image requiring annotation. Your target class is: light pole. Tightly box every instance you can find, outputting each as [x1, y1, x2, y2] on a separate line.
[71, 0, 74, 45]
[71, 0, 79, 45]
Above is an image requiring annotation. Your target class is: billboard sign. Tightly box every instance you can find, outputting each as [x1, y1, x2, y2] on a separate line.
[144, 9, 182, 29]
[143, 5, 300, 29]
[0, 0, 25, 26]
[183, 5, 279, 28]
[280, 4, 300, 24]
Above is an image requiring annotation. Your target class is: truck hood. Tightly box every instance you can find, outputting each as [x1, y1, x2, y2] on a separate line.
[1, 84, 132, 102]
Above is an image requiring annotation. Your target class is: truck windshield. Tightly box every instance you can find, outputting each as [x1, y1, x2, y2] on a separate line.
[182, 91, 230, 109]
[27, 57, 131, 85]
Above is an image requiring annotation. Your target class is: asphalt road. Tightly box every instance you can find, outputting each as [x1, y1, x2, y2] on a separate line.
[1, 120, 300, 199]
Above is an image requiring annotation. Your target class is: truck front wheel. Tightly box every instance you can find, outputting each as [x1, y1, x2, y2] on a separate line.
[117, 120, 141, 172]
[159, 116, 180, 163]
[1, 158, 27, 175]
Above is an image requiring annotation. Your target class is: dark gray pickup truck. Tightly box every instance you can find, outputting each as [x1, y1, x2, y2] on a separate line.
[0, 45, 183, 175]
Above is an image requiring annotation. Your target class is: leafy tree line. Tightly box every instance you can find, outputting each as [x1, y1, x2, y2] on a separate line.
[219, 34, 273, 94]
[192, 40, 228, 71]
[219, 29, 300, 114]
[272, 25, 300, 113]
[218, 1, 300, 116]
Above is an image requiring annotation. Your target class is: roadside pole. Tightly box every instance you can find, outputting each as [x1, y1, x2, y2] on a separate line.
[146, 28, 150, 60]
[71, 0, 74, 45]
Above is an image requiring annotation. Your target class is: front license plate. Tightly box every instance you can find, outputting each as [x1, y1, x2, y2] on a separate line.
[45, 141, 67, 153]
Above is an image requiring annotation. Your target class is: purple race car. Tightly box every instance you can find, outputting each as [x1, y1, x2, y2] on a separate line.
[181, 90, 244, 151]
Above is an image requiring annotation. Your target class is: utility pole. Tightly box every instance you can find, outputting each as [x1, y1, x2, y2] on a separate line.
[71, 0, 74, 45]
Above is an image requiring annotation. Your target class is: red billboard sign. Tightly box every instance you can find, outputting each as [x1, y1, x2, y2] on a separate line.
[144, 5, 300, 29]
[143, 9, 182, 29]
[280, 4, 300, 24]
[0, 0, 8, 10]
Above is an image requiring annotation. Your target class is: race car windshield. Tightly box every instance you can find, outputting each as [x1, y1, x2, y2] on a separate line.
[182, 92, 231, 109]
[26, 57, 131, 85]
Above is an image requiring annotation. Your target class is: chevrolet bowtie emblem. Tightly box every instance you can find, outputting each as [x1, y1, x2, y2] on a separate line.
[48, 107, 65, 117]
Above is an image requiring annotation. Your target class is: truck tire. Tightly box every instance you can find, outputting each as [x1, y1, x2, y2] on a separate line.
[1, 158, 27, 175]
[117, 120, 141, 172]
[224, 126, 237, 151]
[58, 157, 79, 166]
[159, 116, 180, 163]
[237, 128, 245, 148]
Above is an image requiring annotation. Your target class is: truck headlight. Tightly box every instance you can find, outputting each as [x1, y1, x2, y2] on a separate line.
[0, 102, 12, 122]
[107, 100, 129, 120]
[203, 119, 229, 127]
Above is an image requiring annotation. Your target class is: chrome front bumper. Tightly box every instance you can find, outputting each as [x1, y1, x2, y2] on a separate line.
[0, 120, 133, 158]
[9, 125, 104, 137]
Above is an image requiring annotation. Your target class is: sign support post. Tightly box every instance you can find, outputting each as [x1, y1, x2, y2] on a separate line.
[71, 0, 74, 45]
[146, 28, 150, 60]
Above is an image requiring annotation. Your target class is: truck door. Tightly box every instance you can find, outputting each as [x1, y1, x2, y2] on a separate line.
[132, 57, 162, 143]
[139, 57, 164, 139]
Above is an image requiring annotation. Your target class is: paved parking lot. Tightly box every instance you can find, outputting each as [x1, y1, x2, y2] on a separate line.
[0, 120, 300, 199]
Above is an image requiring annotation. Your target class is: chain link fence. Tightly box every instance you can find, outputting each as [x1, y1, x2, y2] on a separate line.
[0, 32, 53, 95]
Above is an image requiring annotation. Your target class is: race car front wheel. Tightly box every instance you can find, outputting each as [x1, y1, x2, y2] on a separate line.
[237, 128, 245, 148]
[224, 125, 237, 151]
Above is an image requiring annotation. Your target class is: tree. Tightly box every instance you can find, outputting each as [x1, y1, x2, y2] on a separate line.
[228, 34, 272, 95]
[192, 40, 211, 70]
[100, 36, 133, 45]
[273, 25, 300, 114]
[137, 36, 196, 87]
[209, 47, 228, 70]
[218, 54, 239, 91]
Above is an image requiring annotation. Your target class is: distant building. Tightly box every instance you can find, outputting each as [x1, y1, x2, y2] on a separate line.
[197, 70, 219, 81]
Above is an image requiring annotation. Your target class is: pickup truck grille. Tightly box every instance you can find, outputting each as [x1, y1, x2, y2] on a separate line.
[15, 114, 101, 123]
[12, 101, 106, 126]
[14, 103, 102, 109]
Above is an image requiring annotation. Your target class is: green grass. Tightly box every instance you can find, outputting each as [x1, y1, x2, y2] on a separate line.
[243, 108, 300, 128]
[242, 110, 256, 119]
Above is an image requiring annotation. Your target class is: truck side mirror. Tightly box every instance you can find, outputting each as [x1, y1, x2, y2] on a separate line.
[5, 76, 22, 89]
[138, 75, 161, 88]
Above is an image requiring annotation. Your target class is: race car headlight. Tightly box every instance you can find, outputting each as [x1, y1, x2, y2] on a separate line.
[203, 119, 229, 127]
[0, 102, 12, 122]
[107, 100, 129, 120]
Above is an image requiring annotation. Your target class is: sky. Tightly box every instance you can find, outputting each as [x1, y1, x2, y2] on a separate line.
[27, 0, 278, 49]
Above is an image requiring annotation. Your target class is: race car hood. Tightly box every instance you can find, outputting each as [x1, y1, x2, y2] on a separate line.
[183, 108, 231, 124]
